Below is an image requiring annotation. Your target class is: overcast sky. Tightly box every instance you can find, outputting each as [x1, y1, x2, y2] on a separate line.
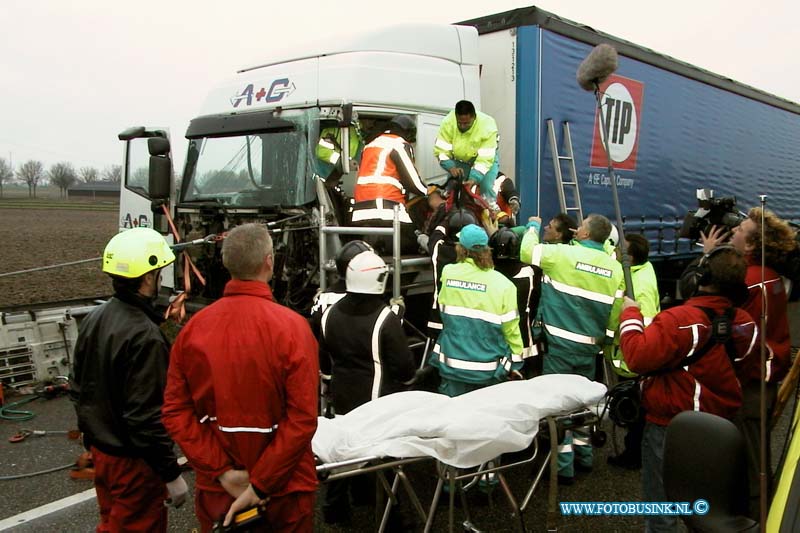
[2, 0, 797, 175]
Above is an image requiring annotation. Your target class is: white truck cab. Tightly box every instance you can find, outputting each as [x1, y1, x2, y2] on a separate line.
[117, 24, 480, 310]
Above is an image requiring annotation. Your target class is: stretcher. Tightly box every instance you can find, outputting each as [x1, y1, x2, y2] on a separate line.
[313, 374, 606, 532]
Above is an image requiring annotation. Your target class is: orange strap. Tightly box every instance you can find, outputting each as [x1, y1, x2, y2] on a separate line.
[160, 205, 206, 323]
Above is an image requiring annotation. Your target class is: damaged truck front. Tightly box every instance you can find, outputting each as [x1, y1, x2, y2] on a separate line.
[116, 24, 478, 313]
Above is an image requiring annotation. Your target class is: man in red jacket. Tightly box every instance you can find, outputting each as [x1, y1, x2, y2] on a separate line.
[163, 223, 319, 532]
[701, 208, 796, 518]
[621, 246, 759, 533]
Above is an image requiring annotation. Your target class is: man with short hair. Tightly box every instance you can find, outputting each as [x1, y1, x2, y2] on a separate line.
[542, 213, 579, 244]
[163, 223, 319, 532]
[434, 100, 500, 205]
[520, 213, 624, 484]
[71, 227, 187, 532]
[701, 208, 796, 518]
[621, 246, 759, 532]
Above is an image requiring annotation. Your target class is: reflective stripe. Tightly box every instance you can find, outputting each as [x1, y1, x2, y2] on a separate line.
[427, 321, 443, 330]
[606, 329, 615, 338]
[620, 318, 643, 330]
[438, 153, 452, 161]
[544, 323, 597, 345]
[435, 138, 453, 151]
[441, 304, 518, 325]
[371, 307, 393, 400]
[514, 266, 535, 280]
[522, 345, 536, 358]
[678, 324, 701, 358]
[531, 243, 544, 267]
[474, 163, 490, 174]
[543, 275, 616, 305]
[766, 345, 773, 381]
[510, 352, 524, 363]
[477, 147, 496, 158]
[692, 381, 701, 411]
[318, 139, 336, 150]
[351, 206, 412, 223]
[218, 423, 278, 434]
[643, 316, 654, 327]
[434, 225, 446, 234]
[311, 291, 345, 315]
[748, 277, 782, 290]
[615, 289, 624, 298]
[320, 306, 334, 342]
[733, 321, 759, 362]
[573, 438, 591, 446]
[357, 175, 404, 189]
[199, 415, 209, 424]
[328, 151, 340, 164]
[620, 324, 643, 336]
[437, 351, 500, 372]
[558, 444, 572, 453]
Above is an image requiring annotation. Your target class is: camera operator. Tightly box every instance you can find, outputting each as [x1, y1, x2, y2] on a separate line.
[700, 207, 797, 519]
[621, 246, 759, 533]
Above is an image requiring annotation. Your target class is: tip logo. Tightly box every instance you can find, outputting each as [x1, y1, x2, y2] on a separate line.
[231, 78, 296, 108]
[590, 75, 644, 171]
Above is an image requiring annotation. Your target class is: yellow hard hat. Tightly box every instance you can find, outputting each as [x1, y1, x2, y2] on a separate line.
[102, 227, 176, 278]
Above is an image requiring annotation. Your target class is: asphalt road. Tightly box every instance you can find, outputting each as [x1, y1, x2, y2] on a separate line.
[0, 391, 793, 532]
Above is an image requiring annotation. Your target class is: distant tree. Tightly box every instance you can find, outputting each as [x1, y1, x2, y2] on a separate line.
[17, 160, 44, 198]
[103, 165, 122, 183]
[0, 158, 13, 198]
[79, 166, 99, 184]
[49, 162, 77, 198]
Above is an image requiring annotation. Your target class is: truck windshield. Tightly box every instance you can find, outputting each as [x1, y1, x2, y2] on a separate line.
[181, 112, 316, 207]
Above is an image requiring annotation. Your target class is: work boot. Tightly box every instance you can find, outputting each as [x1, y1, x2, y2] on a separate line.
[607, 452, 641, 470]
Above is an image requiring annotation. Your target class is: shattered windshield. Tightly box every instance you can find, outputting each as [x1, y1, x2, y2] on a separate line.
[181, 111, 317, 207]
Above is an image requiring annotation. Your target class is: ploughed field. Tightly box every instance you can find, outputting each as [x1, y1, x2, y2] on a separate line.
[0, 206, 118, 308]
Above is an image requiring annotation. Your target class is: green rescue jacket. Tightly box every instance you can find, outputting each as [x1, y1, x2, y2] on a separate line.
[520, 225, 624, 362]
[316, 125, 363, 179]
[429, 258, 524, 385]
[608, 260, 661, 377]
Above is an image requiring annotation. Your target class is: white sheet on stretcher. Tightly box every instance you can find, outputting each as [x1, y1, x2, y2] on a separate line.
[313, 374, 606, 469]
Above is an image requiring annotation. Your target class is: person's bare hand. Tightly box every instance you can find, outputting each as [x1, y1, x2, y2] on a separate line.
[219, 469, 250, 499]
[482, 209, 499, 236]
[223, 485, 265, 527]
[447, 167, 464, 179]
[622, 296, 640, 310]
[699, 225, 730, 254]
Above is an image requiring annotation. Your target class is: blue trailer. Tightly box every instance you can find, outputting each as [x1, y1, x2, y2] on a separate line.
[463, 7, 800, 287]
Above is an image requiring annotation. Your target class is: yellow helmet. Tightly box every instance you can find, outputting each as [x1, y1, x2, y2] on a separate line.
[102, 228, 176, 278]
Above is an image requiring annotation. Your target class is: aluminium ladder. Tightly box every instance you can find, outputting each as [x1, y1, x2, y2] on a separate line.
[546, 119, 584, 224]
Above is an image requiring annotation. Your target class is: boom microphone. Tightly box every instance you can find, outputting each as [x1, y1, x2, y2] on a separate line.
[576, 43, 619, 91]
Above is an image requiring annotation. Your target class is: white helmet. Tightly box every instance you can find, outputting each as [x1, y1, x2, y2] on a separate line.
[346, 251, 388, 294]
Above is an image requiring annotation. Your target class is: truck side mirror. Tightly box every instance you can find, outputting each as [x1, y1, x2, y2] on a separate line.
[148, 137, 171, 201]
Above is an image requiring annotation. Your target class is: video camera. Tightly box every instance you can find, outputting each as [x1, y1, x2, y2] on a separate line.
[679, 189, 745, 240]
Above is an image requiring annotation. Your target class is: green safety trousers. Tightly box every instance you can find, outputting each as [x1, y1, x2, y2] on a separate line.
[543, 351, 596, 478]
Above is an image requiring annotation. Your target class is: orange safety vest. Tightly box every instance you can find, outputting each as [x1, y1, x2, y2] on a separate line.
[354, 134, 412, 204]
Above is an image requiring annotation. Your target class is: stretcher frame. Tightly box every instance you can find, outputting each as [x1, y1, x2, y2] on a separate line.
[315, 407, 599, 533]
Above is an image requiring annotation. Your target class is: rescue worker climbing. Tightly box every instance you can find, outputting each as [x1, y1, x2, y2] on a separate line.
[429, 224, 524, 397]
[70, 227, 187, 532]
[434, 100, 500, 206]
[316, 122, 363, 224]
[521, 214, 624, 485]
[351, 114, 428, 255]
